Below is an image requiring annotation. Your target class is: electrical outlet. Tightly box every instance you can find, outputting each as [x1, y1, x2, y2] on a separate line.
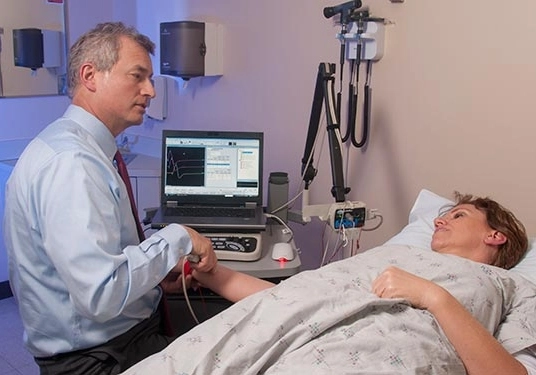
[366, 208, 379, 220]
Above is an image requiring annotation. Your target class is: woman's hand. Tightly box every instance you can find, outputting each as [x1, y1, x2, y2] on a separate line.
[372, 266, 443, 310]
[161, 257, 194, 294]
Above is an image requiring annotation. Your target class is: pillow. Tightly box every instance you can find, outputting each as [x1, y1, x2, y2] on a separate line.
[383, 189, 453, 250]
[383, 189, 536, 285]
[510, 238, 536, 284]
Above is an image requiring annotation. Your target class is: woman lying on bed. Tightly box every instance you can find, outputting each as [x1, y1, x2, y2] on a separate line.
[123, 193, 536, 375]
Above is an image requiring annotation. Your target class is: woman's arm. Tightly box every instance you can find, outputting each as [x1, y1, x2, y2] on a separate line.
[372, 266, 528, 375]
[192, 264, 275, 303]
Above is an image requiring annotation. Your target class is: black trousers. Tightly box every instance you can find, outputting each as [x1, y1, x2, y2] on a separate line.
[34, 310, 175, 375]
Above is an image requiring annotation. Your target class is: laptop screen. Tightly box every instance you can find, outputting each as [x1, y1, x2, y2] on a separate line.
[161, 130, 264, 206]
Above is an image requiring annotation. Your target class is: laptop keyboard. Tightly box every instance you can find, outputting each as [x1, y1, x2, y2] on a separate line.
[165, 206, 255, 218]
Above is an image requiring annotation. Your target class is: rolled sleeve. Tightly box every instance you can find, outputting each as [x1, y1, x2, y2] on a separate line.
[125, 224, 192, 291]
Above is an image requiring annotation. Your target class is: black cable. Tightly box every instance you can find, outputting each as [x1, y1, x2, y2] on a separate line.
[339, 12, 380, 149]
[336, 22, 348, 129]
[348, 42, 361, 140]
[347, 59, 371, 148]
[341, 60, 353, 142]
[355, 60, 372, 148]
[342, 54, 359, 143]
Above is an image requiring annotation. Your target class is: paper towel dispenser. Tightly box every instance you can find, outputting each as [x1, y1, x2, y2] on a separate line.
[160, 21, 223, 80]
[13, 28, 62, 70]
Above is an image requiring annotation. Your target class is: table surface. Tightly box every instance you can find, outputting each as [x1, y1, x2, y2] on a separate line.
[217, 224, 301, 279]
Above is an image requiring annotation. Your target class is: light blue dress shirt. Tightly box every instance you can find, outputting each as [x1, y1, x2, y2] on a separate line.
[3, 105, 192, 357]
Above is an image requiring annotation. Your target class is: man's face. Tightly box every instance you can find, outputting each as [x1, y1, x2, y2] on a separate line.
[94, 36, 155, 133]
[431, 204, 497, 262]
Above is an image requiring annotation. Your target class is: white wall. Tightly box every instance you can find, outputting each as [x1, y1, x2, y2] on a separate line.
[129, 0, 536, 269]
[130, 0, 346, 268]
[3, 0, 536, 272]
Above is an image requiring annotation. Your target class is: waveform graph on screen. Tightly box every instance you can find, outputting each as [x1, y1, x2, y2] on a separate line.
[166, 147, 205, 186]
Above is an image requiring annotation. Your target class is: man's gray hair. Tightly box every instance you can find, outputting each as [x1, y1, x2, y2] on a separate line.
[67, 22, 155, 98]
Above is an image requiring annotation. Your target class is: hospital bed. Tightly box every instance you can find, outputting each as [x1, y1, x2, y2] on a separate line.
[120, 189, 536, 374]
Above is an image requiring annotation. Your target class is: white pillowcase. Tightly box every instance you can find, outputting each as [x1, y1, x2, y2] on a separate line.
[511, 237, 536, 285]
[384, 189, 536, 285]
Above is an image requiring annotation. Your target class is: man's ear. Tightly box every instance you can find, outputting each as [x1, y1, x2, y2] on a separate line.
[484, 231, 507, 246]
[79, 63, 97, 92]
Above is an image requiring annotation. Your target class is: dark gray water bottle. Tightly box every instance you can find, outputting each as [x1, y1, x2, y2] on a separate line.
[267, 172, 289, 222]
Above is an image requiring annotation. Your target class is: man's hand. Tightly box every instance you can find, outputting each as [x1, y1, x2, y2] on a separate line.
[182, 226, 217, 273]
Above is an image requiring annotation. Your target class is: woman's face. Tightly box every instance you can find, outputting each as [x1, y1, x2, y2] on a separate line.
[431, 204, 499, 264]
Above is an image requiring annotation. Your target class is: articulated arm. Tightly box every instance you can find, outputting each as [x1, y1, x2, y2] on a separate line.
[300, 62, 350, 203]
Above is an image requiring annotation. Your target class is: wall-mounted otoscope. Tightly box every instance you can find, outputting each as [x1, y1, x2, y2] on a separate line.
[323, 1, 364, 87]
[323, 0, 363, 19]
[321, 1, 385, 150]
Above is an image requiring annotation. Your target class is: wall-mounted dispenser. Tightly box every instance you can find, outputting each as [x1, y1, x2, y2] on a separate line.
[160, 21, 223, 80]
[147, 75, 168, 120]
[13, 28, 62, 70]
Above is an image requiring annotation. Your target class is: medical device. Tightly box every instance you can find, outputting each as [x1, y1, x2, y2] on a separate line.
[328, 4, 385, 150]
[288, 2, 386, 236]
[339, 9, 384, 148]
[288, 61, 371, 233]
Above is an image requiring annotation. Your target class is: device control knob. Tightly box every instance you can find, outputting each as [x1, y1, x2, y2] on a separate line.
[226, 241, 246, 252]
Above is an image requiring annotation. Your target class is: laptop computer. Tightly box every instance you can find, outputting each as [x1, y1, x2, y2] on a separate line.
[150, 129, 266, 232]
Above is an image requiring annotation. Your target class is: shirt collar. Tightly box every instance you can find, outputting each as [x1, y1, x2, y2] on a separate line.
[63, 104, 118, 161]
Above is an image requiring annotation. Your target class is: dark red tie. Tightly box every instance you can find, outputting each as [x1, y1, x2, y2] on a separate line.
[114, 151, 145, 242]
[114, 151, 174, 336]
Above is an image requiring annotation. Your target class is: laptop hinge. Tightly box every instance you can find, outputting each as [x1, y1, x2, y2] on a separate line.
[166, 201, 178, 207]
[245, 202, 257, 208]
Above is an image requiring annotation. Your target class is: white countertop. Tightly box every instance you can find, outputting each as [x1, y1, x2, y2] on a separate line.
[124, 153, 160, 177]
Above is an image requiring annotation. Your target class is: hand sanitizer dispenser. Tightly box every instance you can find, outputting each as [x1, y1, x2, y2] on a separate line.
[160, 21, 223, 80]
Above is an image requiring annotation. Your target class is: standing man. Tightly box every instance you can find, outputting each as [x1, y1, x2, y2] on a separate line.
[3, 22, 217, 374]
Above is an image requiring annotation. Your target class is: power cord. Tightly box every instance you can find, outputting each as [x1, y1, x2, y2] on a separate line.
[181, 257, 200, 325]
[363, 211, 383, 231]
[264, 213, 294, 243]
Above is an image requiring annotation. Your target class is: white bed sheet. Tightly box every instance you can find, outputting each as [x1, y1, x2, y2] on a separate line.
[121, 245, 536, 374]
[516, 345, 536, 375]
